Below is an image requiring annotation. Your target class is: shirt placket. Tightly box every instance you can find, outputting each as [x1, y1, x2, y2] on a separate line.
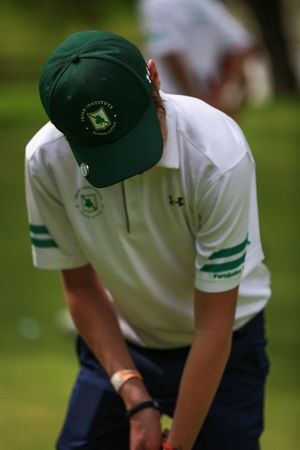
[122, 177, 144, 234]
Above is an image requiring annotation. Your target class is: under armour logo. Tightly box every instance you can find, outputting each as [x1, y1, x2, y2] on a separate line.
[169, 195, 184, 207]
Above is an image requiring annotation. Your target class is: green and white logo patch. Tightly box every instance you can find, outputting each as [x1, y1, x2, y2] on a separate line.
[75, 186, 104, 218]
[81, 193, 98, 213]
[81, 100, 117, 136]
[87, 107, 111, 131]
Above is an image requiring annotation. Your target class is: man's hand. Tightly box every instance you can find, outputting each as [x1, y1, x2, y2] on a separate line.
[129, 407, 162, 450]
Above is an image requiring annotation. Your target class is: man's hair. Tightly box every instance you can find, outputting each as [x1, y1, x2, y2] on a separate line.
[152, 85, 166, 115]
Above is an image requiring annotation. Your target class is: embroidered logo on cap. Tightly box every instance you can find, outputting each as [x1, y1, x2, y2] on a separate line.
[87, 107, 111, 131]
[81, 100, 117, 136]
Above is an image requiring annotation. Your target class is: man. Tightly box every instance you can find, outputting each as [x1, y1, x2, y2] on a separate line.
[25, 30, 270, 450]
[138, 0, 259, 118]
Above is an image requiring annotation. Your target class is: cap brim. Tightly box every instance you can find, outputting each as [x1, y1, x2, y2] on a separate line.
[68, 103, 163, 188]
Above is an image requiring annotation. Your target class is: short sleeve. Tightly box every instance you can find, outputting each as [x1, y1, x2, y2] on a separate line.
[195, 153, 254, 293]
[25, 148, 88, 270]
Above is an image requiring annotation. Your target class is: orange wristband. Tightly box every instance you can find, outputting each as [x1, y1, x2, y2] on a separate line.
[161, 440, 181, 450]
[110, 369, 143, 392]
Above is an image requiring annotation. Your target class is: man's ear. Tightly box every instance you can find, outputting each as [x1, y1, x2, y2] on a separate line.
[148, 59, 161, 89]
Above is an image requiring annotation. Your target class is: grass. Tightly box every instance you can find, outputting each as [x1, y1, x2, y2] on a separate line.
[240, 98, 300, 450]
[0, 3, 141, 82]
[0, 82, 78, 450]
[0, 81, 299, 449]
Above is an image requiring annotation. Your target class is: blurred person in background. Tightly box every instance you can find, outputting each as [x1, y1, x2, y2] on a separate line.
[241, 0, 299, 94]
[137, 0, 259, 119]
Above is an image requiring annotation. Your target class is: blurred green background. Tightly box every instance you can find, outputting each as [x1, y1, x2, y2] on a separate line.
[0, 1, 299, 449]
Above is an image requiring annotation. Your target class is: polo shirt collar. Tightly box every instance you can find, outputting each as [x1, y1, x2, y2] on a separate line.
[156, 92, 179, 169]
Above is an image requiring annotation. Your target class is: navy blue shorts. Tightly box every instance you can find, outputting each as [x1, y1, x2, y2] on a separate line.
[56, 311, 269, 450]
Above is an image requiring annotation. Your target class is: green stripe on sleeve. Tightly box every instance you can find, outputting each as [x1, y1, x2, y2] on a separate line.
[201, 253, 246, 273]
[29, 224, 49, 234]
[31, 238, 58, 248]
[208, 236, 249, 260]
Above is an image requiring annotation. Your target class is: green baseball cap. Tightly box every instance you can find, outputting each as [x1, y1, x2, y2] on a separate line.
[39, 30, 163, 188]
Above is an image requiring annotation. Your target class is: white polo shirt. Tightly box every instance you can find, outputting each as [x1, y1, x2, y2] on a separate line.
[138, 0, 254, 94]
[25, 93, 270, 348]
